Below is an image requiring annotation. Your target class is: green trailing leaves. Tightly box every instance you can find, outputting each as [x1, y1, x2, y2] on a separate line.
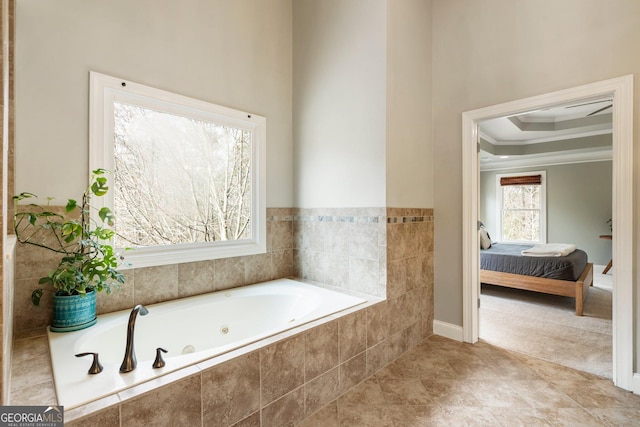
[31, 288, 43, 306]
[66, 199, 78, 212]
[91, 177, 109, 197]
[14, 169, 126, 305]
[98, 207, 115, 226]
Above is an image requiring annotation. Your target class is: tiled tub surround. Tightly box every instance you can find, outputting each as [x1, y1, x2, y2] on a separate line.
[293, 208, 387, 298]
[10, 207, 435, 426]
[49, 278, 368, 410]
[12, 208, 295, 336]
[13, 294, 432, 426]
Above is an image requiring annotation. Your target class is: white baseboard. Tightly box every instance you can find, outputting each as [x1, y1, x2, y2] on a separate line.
[633, 373, 640, 395]
[433, 320, 463, 342]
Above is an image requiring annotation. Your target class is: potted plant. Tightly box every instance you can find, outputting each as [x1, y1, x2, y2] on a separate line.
[13, 168, 125, 332]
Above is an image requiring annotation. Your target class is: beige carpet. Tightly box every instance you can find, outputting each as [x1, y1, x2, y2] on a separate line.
[480, 265, 612, 379]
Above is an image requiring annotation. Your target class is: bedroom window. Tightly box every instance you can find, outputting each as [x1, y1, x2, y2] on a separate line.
[497, 171, 546, 243]
[89, 72, 266, 268]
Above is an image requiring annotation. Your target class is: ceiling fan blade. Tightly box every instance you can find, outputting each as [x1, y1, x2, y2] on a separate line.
[566, 99, 612, 109]
[587, 104, 612, 116]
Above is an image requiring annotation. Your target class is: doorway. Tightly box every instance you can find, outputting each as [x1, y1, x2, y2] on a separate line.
[477, 103, 613, 379]
[461, 76, 634, 391]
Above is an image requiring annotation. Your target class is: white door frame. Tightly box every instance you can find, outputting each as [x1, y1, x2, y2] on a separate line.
[462, 75, 634, 391]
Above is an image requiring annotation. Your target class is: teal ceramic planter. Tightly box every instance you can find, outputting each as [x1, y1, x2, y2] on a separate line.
[50, 290, 97, 332]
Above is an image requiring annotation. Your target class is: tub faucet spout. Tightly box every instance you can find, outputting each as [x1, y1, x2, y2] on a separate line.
[119, 304, 149, 373]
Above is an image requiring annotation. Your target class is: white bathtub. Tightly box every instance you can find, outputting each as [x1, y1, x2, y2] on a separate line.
[48, 278, 367, 409]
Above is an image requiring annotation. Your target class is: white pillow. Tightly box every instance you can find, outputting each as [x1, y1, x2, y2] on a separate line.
[479, 227, 492, 249]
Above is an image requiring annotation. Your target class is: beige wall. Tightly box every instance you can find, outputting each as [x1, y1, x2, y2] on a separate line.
[292, 0, 433, 209]
[292, 0, 387, 208]
[15, 0, 293, 207]
[432, 0, 639, 365]
[386, 0, 433, 207]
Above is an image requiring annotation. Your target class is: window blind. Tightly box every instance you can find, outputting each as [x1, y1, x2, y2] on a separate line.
[500, 174, 542, 186]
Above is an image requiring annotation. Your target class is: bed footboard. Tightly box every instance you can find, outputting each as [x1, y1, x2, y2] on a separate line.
[480, 263, 593, 316]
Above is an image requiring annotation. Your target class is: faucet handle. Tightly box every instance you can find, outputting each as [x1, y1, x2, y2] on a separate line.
[153, 347, 168, 369]
[75, 352, 104, 374]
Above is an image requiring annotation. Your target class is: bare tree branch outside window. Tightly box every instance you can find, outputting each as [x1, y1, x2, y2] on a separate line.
[113, 102, 251, 248]
[501, 184, 540, 242]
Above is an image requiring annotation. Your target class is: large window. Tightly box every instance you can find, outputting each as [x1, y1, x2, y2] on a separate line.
[496, 172, 546, 243]
[90, 72, 266, 268]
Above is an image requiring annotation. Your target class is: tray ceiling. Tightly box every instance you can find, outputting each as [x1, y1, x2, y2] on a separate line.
[479, 97, 613, 170]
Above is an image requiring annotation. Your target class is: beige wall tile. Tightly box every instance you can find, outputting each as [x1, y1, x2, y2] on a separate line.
[406, 320, 423, 350]
[304, 367, 339, 416]
[178, 260, 215, 298]
[386, 224, 405, 261]
[214, 257, 245, 291]
[348, 223, 379, 260]
[97, 269, 134, 314]
[338, 310, 366, 362]
[348, 258, 379, 295]
[202, 352, 260, 426]
[378, 245, 387, 289]
[323, 254, 348, 288]
[133, 264, 179, 305]
[13, 278, 51, 332]
[120, 375, 201, 427]
[270, 220, 293, 252]
[367, 339, 394, 376]
[267, 207, 293, 217]
[324, 222, 349, 256]
[366, 302, 390, 347]
[406, 255, 423, 291]
[14, 244, 59, 281]
[389, 293, 411, 335]
[387, 329, 410, 363]
[424, 252, 434, 286]
[386, 258, 408, 299]
[304, 320, 338, 380]
[292, 249, 301, 278]
[339, 352, 367, 395]
[244, 253, 272, 284]
[64, 395, 120, 425]
[261, 334, 305, 405]
[65, 406, 120, 427]
[271, 249, 293, 279]
[261, 387, 305, 427]
[405, 224, 420, 256]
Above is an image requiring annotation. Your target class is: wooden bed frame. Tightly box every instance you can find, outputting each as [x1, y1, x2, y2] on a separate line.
[480, 262, 594, 316]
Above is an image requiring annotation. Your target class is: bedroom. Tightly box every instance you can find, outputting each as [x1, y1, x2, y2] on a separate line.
[477, 100, 613, 377]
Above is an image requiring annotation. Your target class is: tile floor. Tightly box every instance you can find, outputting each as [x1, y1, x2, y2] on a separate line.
[299, 335, 640, 426]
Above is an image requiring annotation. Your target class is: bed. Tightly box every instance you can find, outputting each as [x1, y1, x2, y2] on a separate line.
[480, 243, 593, 315]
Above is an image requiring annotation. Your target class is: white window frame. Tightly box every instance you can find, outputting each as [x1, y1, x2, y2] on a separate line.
[89, 71, 266, 269]
[495, 170, 546, 244]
